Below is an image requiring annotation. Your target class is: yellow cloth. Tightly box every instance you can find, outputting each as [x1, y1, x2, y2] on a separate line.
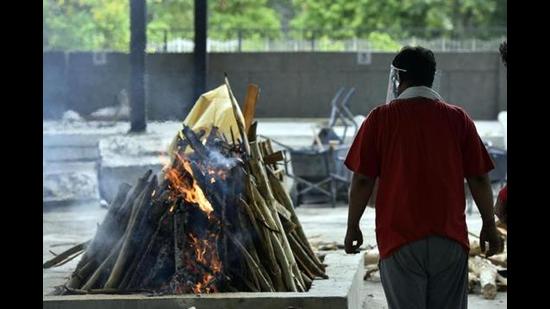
[168, 84, 245, 156]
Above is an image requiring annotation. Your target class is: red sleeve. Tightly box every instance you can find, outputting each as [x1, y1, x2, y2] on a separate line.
[344, 109, 380, 177]
[461, 112, 495, 177]
[498, 186, 507, 204]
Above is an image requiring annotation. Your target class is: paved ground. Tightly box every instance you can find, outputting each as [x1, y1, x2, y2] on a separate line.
[43, 201, 506, 308]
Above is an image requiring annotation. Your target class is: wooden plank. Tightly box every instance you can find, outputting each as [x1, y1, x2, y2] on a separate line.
[243, 84, 260, 134]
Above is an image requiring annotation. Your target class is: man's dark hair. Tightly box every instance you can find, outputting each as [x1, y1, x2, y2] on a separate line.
[499, 40, 507, 67]
[392, 46, 436, 87]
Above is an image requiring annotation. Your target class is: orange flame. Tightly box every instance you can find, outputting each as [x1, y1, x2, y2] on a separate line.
[165, 154, 214, 215]
[188, 233, 223, 294]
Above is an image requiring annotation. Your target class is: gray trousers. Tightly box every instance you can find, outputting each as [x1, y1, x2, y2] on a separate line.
[379, 236, 468, 309]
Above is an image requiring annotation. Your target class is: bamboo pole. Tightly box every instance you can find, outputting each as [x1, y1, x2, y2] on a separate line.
[267, 168, 325, 270]
[227, 231, 275, 292]
[104, 175, 157, 289]
[44, 241, 89, 269]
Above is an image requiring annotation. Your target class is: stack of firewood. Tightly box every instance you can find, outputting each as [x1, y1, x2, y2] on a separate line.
[44, 78, 327, 295]
[362, 230, 507, 300]
[467, 228, 507, 299]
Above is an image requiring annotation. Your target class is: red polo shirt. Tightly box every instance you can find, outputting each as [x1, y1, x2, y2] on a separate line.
[345, 98, 494, 259]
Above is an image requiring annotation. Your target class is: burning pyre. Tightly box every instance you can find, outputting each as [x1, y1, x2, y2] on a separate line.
[47, 124, 327, 296]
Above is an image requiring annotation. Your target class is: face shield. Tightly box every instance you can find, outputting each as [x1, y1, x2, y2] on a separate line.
[385, 65, 407, 103]
[385, 65, 443, 103]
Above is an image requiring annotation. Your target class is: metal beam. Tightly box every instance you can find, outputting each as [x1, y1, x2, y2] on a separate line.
[192, 0, 208, 109]
[129, 0, 147, 132]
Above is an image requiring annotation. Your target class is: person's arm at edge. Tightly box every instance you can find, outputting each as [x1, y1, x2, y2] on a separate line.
[345, 172, 376, 253]
[466, 174, 503, 256]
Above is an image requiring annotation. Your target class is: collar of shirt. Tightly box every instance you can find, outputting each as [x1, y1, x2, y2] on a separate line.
[396, 86, 444, 101]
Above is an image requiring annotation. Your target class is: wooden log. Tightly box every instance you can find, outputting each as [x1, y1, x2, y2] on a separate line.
[269, 231, 296, 291]
[294, 248, 317, 280]
[123, 210, 170, 289]
[66, 259, 97, 289]
[273, 200, 292, 222]
[469, 256, 498, 299]
[364, 265, 379, 281]
[233, 272, 260, 292]
[301, 271, 313, 290]
[227, 231, 275, 292]
[260, 213, 303, 291]
[181, 125, 209, 160]
[66, 180, 141, 289]
[248, 121, 258, 142]
[235, 199, 274, 290]
[266, 168, 325, 271]
[50, 250, 85, 268]
[263, 139, 284, 181]
[61, 287, 154, 295]
[118, 177, 161, 290]
[248, 144, 306, 289]
[224, 75, 250, 154]
[243, 84, 260, 134]
[487, 253, 507, 268]
[173, 208, 185, 272]
[244, 188, 285, 291]
[364, 248, 379, 266]
[295, 275, 305, 292]
[234, 197, 262, 266]
[81, 238, 123, 290]
[288, 232, 328, 279]
[104, 175, 157, 289]
[75, 183, 132, 273]
[126, 210, 175, 290]
[263, 151, 285, 165]
[44, 241, 89, 269]
[480, 269, 497, 299]
[496, 273, 507, 292]
[137, 219, 174, 290]
[468, 272, 478, 294]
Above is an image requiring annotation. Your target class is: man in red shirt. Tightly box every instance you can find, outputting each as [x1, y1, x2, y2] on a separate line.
[344, 46, 503, 309]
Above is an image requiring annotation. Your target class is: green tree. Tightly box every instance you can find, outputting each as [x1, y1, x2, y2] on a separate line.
[290, 0, 506, 40]
[147, 0, 194, 43]
[43, 0, 506, 51]
[208, 0, 281, 40]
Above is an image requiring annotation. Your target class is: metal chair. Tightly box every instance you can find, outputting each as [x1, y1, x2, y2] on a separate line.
[269, 138, 349, 208]
[327, 87, 358, 144]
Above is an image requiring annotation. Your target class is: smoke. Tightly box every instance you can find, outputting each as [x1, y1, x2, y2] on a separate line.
[206, 148, 239, 170]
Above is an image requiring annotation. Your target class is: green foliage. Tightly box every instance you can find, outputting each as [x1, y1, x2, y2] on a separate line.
[43, 0, 506, 51]
[291, 0, 506, 40]
[209, 0, 281, 40]
[367, 32, 402, 52]
[44, 0, 129, 51]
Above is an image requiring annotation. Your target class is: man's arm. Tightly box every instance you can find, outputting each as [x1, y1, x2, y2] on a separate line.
[466, 174, 503, 256]
[345, 172, 376, 253]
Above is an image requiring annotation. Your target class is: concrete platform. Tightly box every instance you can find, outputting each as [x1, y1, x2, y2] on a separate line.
[43, 162, 100, 203]
[43, 252, 364, 309]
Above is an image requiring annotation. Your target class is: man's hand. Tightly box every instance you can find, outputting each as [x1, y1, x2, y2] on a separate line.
[345, 173, 375, 254]
[479, 223, 503, 257]
[345, 226, 363, 254]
